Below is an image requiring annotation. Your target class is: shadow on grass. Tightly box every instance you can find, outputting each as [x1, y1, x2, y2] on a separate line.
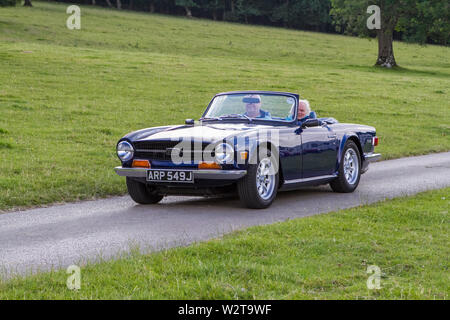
[344, 64, 450, 78]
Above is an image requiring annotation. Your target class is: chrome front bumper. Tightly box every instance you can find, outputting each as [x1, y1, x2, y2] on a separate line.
[114, 167, 247, 180]
[364, 153, 382, 162]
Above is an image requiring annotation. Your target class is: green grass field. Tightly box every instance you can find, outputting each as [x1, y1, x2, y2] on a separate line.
[0, 2, 449, 210]
[1, 188, 448, 299]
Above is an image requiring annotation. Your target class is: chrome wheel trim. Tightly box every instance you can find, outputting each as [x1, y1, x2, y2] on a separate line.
[256, 157, 275, 200]
[343, 148, 359, 185]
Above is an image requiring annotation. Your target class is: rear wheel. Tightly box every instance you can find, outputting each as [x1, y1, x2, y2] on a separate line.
[126, 177, 164, 204]
[237, 148, 279, 209]
[330, 141, 361, 193]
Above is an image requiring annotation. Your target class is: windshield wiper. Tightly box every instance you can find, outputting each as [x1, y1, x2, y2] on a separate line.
[218, 114, 252, 122]
[199, 116, 221, 121]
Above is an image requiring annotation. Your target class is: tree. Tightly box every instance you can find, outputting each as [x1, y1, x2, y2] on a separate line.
[175, 0, 198, 17]
[0, 0, 20, 6]
[149, 0, 155, 12]
[271, 0, 331, 30]
[199, 0, 225, 20]
[331, 0, 449, 68]
[23, 0, 32, 6]
[147, 0, 167, 13]
[396, 0, 449, 45]
[235, 0, 264, 24]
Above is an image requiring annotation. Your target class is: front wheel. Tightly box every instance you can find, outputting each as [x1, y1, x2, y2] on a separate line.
[237, 149, 279, 209]
[126, 177, 164, 204]
[330, 141, 361, 193]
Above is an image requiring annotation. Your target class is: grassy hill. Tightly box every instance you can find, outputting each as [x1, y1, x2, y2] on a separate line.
[0, 1, 449, 210]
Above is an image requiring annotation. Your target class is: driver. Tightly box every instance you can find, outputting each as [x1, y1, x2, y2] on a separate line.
[243, 94, 271, 119]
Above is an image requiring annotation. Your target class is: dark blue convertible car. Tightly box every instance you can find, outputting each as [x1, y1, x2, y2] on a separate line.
[115, 91, 380, 208]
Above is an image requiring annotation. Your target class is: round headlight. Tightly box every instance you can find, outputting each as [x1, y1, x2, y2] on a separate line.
[117, 141, 134, 162]
[214, 143, 234, 164]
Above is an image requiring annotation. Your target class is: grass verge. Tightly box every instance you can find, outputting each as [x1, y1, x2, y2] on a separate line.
[0, 188, 448, 299]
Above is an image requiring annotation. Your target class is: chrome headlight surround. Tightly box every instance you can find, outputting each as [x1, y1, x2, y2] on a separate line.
[117, 141, 134, 162]
[214, 143, 234, 164]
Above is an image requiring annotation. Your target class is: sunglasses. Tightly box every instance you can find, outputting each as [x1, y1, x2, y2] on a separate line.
[242, 97, 261, 104]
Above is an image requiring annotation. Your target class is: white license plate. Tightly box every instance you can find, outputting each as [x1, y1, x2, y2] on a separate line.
[146, 170, 194, 183]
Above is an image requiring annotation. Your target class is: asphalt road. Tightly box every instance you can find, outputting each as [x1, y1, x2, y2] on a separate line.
[1, 152, 449, 278]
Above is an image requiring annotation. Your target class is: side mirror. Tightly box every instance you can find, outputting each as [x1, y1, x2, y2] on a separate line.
[185, 119, 194, 125]
[301, 118, 320, 129]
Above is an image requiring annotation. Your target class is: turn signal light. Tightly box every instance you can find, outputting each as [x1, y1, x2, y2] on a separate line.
[372, 136, 379, 146]
[132, 159, 151, 168]
[198, 161, 221, 169]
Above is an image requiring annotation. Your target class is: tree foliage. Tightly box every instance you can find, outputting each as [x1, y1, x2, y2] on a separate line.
[397, 0, 449, 45]
[0, 0, 21, 6]
[331, 0, 449, 45]
[33, 1, 450, 47]
[331, 0, 449, 66]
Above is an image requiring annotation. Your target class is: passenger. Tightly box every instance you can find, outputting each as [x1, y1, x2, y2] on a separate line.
[297, 99, 311, 121]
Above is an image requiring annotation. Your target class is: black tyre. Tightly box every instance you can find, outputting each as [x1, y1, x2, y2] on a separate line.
[237, 148, 279, 209]
[330, 140, 361, 193]
[126, 177, 164, 204]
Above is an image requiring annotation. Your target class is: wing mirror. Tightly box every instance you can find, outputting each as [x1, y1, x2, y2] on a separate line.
[301, 118, 320, 129]
[185, 119, 195, 125]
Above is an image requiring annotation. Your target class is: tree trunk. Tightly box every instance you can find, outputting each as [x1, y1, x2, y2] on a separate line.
[212, 10, 217, 21]
[129, 0, 133, 10]
[184, 6, 192, 18]
[376, 29, 397, 68]
[285, 0, 289, 26]
[105, 0, 113, 7]
[230, 0, 235, 14]
[23, 0, 32, 7]
[149, 3, 155, 13]
[92, 0, 96, 5]
[116, 0, 122, 10]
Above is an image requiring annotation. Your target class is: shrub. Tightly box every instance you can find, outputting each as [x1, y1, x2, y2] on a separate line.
[0, 0, 21, 6]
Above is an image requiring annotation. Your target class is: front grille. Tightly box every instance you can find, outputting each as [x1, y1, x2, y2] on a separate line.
[134, 141, 182, 151]
[134, 150, 168, 160]
[133, 140, 215, 162]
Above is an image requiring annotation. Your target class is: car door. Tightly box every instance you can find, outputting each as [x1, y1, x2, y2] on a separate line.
[278, 127, 303, 181]
[301, 124, 338, 178]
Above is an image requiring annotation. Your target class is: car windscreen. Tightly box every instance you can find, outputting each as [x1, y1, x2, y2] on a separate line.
[204, 93, 296, 121]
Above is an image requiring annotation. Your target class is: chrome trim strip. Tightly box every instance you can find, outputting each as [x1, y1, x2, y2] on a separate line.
[284, 174, 337, 185]
[114, 167, 247, 180]
[135, 149, 166, 153]
[364, 153, 381, 162]
[136, 150, 208, 153]
[194, 170, 247, 180]
[115, 167, 147, 177]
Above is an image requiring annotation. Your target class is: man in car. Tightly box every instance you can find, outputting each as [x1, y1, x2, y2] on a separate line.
[243, 94, 271, 119]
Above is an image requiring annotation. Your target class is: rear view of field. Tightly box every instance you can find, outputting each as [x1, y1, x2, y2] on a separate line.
[0, 2, 449, 210]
